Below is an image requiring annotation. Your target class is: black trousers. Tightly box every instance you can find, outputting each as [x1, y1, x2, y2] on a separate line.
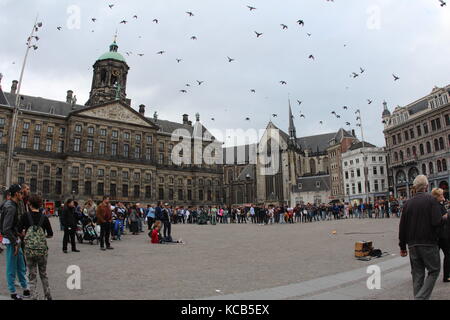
[63, 227, 76, 251]
[99, 222, 111, 248]
[163, 221, 171, 238]
[147, 217, 155, 230]
[439, 238, 450, 280]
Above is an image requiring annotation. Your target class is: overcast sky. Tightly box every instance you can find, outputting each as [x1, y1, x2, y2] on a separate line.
[1, 0, 450, 147]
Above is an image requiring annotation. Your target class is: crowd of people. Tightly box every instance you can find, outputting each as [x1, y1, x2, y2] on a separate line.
[0, 178, 449, 300]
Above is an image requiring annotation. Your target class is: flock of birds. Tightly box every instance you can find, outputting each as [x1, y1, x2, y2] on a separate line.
[48, 1, 448, 130]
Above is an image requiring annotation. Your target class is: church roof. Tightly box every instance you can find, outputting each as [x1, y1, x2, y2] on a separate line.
[297, 132, 336, 152]
[97, 51, 126, 63]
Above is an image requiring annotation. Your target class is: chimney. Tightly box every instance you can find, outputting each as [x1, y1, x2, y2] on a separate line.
[352, 129, 356, 138]
[188, 121, 192, 126]
[66, 90, 73, 104]
[139, 104, 146, 115]
[183, 114, 189, 125]
[11, 80, 18, 94]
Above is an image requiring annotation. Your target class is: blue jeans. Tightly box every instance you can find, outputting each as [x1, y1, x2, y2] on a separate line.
[5, 244, 28, 294]
[114, 220, 123, 240]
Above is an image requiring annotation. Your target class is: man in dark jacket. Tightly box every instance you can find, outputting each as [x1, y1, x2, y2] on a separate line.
[0, 184, 29, 300]
[399, 175, 448, 300]
[61, 199, 80, 253]
[96, 196, 113, 251]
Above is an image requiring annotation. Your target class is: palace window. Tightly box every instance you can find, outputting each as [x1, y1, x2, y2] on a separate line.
[33, 137, 40, 150]
[112, 130, 118, 138]
[21, 135, 28, 148]
[100, 129, 107, 136]
[124, 144, 129, 157]
[87, 139, 94, 153]
[47, 126, 53, 134]
[23, 122, 30, 130]
[74, 138, 81, 152]
[88, 127, 94, 135]
[99, 141, 106, 155]
[58, 140, 64, 153]
[75, 124, 82, 133]
[45, 138, 52, 152]
[111, 143, 118, 156]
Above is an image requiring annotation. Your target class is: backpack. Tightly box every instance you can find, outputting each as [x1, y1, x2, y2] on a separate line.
[24, 212, 48, 258]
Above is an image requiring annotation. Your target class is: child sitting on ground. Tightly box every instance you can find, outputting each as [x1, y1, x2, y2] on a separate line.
[149, 221, 184, 244]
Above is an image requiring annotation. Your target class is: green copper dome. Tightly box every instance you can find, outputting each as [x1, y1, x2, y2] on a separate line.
[97, 41, 126, 63]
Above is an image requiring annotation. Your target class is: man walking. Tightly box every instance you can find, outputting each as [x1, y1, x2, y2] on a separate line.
[96, 196, 114, 251]
[0, 184, 29, 300]
[399, 175, 447, 300]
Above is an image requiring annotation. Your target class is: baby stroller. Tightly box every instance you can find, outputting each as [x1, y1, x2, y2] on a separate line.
[77, 215, 99, 245]
[82, 216, 99, 245]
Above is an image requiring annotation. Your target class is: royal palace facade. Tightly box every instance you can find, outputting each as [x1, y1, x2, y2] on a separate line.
[0, 41, 223, 206]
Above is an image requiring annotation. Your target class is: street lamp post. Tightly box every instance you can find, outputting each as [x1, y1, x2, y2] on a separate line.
[5, 16, 42, 187]
[356, 109, 369, 204]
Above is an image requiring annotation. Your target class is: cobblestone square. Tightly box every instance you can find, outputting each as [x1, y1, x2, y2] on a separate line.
[1, 217, 447, 300]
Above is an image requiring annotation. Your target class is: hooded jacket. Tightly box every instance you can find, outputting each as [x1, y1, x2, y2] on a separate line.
[0, 200, 20, 244]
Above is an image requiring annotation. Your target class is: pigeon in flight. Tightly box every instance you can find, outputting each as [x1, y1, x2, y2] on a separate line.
[367, 99, 373, 105]
[250, 89, 256, 93]
[157, 51, 165, 55]
[309, 55, 315, 60]
[153, 19, 159, 23]
[197, 80, 204, 85]
[190, 36, 197, 40]
[297, 20, 304, 26]
[272, 114, 278, 117]
[247, 5, 256, 11]
[439, 0, 447, 6]
[279, 81, 287, 85]
[360, 67, 365, 73]
[120, 20, 128, 24]
[352, 72, 359, 78]
[297, 100, 302, 105]
[346, 122, 351, 126]
[91, 18, 97, 22]
[319, 121, 323, 125]
[176, 58, 182, 63]
[109, 4, 114, 9]
[343, 106, 348, 110]
[227, 56, 235, 62]
[186, 11, 194, 16]
[245, 117, 251, 121]
[393, 74, 400, 81]
[57, 26, 62, 31]
[300, 114, 305, 118]
[180, 90, 188, 93]
[138, 53, 144, 57]
[281, 24, 288, 30]
[255, 31, 263, 38]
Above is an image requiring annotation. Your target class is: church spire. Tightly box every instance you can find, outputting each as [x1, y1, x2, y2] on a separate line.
[288, 99, 297, 140]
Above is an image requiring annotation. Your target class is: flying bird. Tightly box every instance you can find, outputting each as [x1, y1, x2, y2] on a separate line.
[153, 19, 159, 23]
[176, 59, 182, 63]
[227, 56, 235, 62]
[297, 100, 302, 105]
[352, 72, 359, 78]
[297, 20, 304, 26]
[367, 99, 373, 105]
[197, 80, 204, 85]
[247, 5, 256, 11]
[57, 26, 62, 31]
[255, 31, 263, 38]
[190, 36, 197, 40]
[307, 33, 312, 37]
[360, 67, 365, 73]
[138, 53, 144, 57]
[91, 18, 97, 22]
[279, 81, 287, 85]
[120, 20, 128, 24]
[186, 11, 194, 16]
[393, 74, 400, 81]
[319, 121, 323, 125]
[300, 114, 305, 118]
[108, 4, 114, 9]
[439, 0, 447, 6]
[245, 117, 251, 121]
[309, 55, 315, 60]
[180, 90, 188, 93]
[346, 122, 351, 126]
[343, 106, 348, 110]
[272, 114, 278, 117]
[281, 24, 288, 30]
[250, 89, 256, 93]
[157, 51, 165, 55]
[133, 15, 138, 19]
